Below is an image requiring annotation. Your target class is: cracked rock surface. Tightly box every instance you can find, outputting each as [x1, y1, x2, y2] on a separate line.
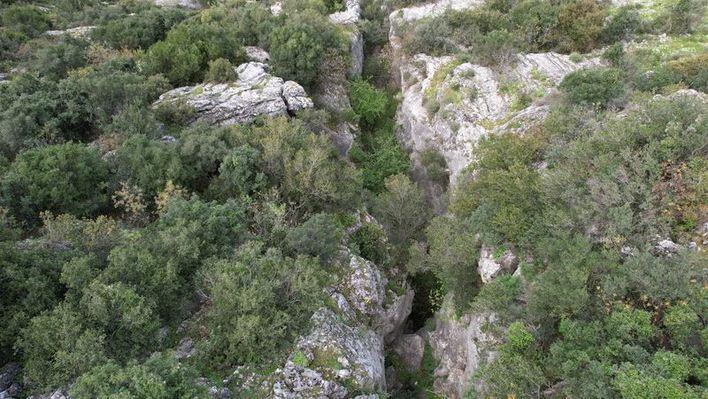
[153, 62, 313, 126]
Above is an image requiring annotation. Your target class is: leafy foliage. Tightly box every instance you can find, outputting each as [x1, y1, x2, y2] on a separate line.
[1, 143, 111, 226]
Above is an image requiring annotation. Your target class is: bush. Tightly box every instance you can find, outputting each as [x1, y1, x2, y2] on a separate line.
[142, 20, 244, 86]
[0, 74, 94, 157]
[601, 6, 640, 43]
[286, 213, 343, 263]
[421, 148, 449, 189]
[424, 216, 479, 309]
[667, 53, 708, 92]
[269, 12, 345, 89]
[18, 304, 108, 391]
[71, 354, 208, 399]
[371, 174, 430, 249]
[349, 79, 388, 128]
[0, 243, 71, 364]
[114, 134, 187, 199]
[602, 43, 625, 67]
[79, 281, 159, 361]
[472, 29, 517, 66]
[351, 222, 389, 266]
[0, 143, 111, 226]
[30, 36, 89, 80]
[1, 4, 51, 38]
[204, 58, 236, 83]
[559, 67, 625, 108]
[92, 7, 187, 50]
[197, 243, 326, 369]
[553, 0, 606, 52]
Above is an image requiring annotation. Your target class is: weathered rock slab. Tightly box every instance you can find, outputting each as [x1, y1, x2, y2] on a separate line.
[153, 62, 312, 126]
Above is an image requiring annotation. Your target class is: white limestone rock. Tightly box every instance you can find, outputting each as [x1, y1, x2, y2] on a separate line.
[154, 0, 202, 9]
[477, 244, 519, 284]
[244, 46, 270, 63]
[427, 304, 501, 398]
[396, 52, 600, 186]
[153, 62, 313, 126]
[46, 26, 94, 38]
[270, 308, 386, 396]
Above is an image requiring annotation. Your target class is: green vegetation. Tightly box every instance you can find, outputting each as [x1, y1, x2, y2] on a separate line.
[348, 80, 410, 192]
[452, 91, 707, 397]
[0, 0, 705, 397]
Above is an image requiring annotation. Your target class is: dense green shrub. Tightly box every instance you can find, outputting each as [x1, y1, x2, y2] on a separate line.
[667, 53, 708, 92]
[0, 243, 72, 364]
[142, 19, 245, 85]
[349, 79, 388, 128]
[552, 0, 606, 52]
[351, 221, 389, 266]
[0, 74, 94, 157]
[420, 148, 449, 188]
[204, 57, 236, 83]
[79, 281, 159, 361]
[197, 243, 327, 369]
[601, 6, 640, 43]
[348, 84, 410, 192]
[29, 36, 89, 79]
[114, 134, 187, 199]
[92, 7, 187, 50]
[1, 4, 51, 38]
[402, 0, 610, 59]
[559, 67, 625, 108]
[286, 213, 343, 263]
[371, 174, 430, 249]
[71, 354, 208, 399]
[247, 117, 362, 213]
[213, 2, 274, 48]
[214, 144, 265, 198]
[423, 216, 479, 309]
[452, 132, 544, 247]
[18, 304, 108, 391]
[0, 143, 111, 226]
[269, 12, 346, 88]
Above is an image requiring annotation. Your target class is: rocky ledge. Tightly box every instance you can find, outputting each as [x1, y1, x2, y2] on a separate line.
[153, 62, 313, 126]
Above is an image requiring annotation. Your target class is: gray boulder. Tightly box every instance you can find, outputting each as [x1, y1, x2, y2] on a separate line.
[477, 244, 519, 284]
[270, 308, 385, 396]
[0, 363, 20, 399]
[46, 26, 94, 38]
[153, 62, 313, 126]
[244, 46, 271, 63]
[392, 334, 425, 372]
[427, 302, 501, 398]
[154, 0, 202, 9]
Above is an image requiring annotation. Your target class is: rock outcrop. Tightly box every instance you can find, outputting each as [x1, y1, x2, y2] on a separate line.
[427, 304, 501, 398]
[244, 46, 271, 63]
[391, 334, 425, 372]
[389, 0, 601, 190]
[477, 244, 519, 284]
[0, 363, 21, 399]
[329, 0, 364, 78]
[395, 52, 600, 185]
[45, 26, 94, 38]
[270, 217, 413, 397]
[153, 62, 313, 126]
[154, 0, 202, 9]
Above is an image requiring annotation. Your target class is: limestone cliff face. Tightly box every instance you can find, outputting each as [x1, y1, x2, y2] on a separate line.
[386, 0, 603, 396]
[389, 0, 600, 191]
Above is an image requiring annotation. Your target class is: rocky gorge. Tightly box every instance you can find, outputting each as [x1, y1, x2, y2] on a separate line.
[0, 0, 704, 396]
